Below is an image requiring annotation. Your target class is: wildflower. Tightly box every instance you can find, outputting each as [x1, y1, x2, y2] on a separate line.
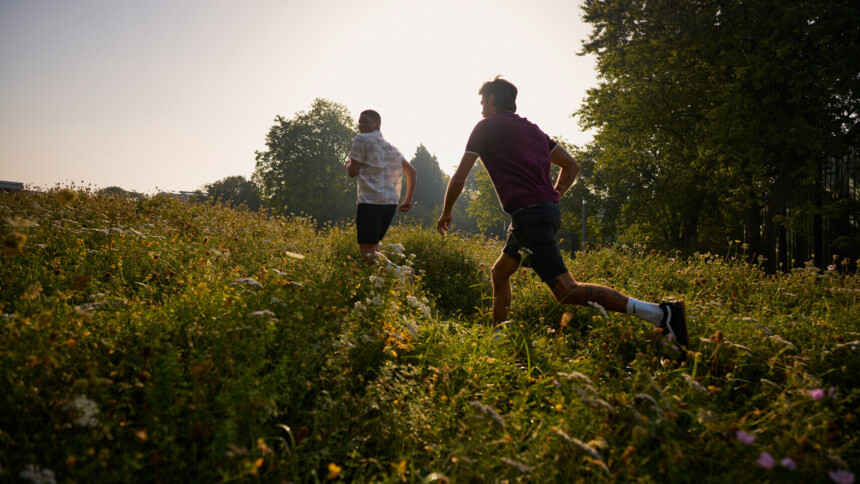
[354, 301, 366, 311]
[756, 451, 776, 469]
[64, 394, 100, 427]
[683, 374, 707, 394]
[735, 430, 755, 445]
[587, 301, 609, 319]
[829, 470, 855, 484]
[780, 457, 796, 470]
[809, 388, 825, 400]
[250, 310, 276, 318]
[327, 462, 342, 479]
[19, 465, 56, 484]
[406, 295, 419, 307]
[230, 278, 263, 289]
[468, 400, 506, 429]
[828, 265, 837, 271]
[828, 387, 838, 399]
[501, 457, 532, 474]
[369, 275, 384, 288]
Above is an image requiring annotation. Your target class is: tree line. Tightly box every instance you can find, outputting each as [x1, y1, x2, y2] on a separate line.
[204, 0, 859, 269]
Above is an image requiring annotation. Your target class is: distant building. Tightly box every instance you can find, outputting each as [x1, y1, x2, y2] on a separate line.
[158, 190, 207, 202]
[0, 180, 24, 192]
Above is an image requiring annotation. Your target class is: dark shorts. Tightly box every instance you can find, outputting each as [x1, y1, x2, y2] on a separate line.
[502, 202, 567, 284]
[356, 203, 397, 244]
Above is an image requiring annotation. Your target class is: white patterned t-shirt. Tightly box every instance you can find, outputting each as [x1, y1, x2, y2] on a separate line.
[348, 131, 405, 205]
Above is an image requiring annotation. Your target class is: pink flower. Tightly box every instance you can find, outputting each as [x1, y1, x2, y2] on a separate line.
[736, 430, 755, 445]
[829, 387, 838, 399]
[829, 470, 855, 484]
[828, 264, 837, 271]
[757, 451, 775, 469]
[810, 388, 825, 400]
[780, 457, 796, 470]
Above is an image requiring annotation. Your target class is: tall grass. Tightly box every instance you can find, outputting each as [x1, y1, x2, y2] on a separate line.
[1, 188, 857, 482]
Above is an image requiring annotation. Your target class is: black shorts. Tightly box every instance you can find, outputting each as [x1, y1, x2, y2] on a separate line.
[356, 203, 397, 244]
[502, 202, 567, 284]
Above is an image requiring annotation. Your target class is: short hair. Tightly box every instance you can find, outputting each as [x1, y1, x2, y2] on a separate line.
[360, 109, 381, 123]
[479, 76, 517, 112]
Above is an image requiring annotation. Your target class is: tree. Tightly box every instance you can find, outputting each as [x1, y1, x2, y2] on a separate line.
[253, 99, 357, 222]
[403, 145, 449, 226]
[465, 161, 508, 235]
[205, 175, 261, 210]
[579, 0, 860, 265]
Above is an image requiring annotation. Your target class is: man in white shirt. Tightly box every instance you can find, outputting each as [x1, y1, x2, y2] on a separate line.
[345, 109, 417, 262]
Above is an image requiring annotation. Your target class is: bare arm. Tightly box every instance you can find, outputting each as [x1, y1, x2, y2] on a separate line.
[437, 152, 479, 235]
[550, 145, 580, 198]
[399, 159, 417, 212]
[345, 158, 362, 178]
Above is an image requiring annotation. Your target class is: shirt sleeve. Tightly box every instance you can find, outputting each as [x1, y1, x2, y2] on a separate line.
[464, 120, 485, 156]
[546, 133, 558, 152]
[348, 136, 365, 163]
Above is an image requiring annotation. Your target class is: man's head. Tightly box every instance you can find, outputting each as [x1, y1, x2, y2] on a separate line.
[479, 76, 517, 116]
[358, 110, 381, 133]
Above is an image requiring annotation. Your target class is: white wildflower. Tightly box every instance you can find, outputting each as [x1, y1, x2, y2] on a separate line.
[683, 373, 707, 393]
[65, 394, 100, 427]
[501, 457, 532, 473]
[230, 278, 262, 289]
[406, 296, 419, 307]
[19, 465, 56, 484]
[250, 310, 276, 318]
[419, 306, 432, 318]
[587, 301, 609, 319]
[354, 301, 366, 311]
[369, 275, 385, 288]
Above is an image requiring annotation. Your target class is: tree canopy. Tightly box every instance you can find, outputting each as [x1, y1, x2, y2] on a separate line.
[579, 0, 860, 266]
[253, 99, 358, 222]
[205, 175, 261, 211]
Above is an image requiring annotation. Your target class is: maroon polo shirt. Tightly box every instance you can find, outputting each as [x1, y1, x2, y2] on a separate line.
[465, 111, 559, 214]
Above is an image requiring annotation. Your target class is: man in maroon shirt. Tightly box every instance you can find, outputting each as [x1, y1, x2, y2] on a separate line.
[437, 77, 688, 350]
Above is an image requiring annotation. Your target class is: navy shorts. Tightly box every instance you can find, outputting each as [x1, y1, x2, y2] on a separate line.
[502, 203, 567, 284]
[356, 203, 397, 244]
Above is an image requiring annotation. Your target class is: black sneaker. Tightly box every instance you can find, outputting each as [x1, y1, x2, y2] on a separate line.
[659, 301, 688, 348]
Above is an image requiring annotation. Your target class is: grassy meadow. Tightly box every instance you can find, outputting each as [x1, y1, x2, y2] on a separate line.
[1, 188, 858, 483]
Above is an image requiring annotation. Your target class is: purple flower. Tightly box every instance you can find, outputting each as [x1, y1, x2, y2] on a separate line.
[757, 451, 776, 469]
[829, 387, 838, 399]
[810, 388, 825, 400]
[828, 264, 837, 271]
[736, 430, 755, 445]
[780, 457, 796, 470]
[666, 333, 675, 342]
[553, 379, 561, 388]
[829, 470, 855, 484]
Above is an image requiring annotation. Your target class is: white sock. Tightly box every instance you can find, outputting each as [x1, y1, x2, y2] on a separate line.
[626, 298, 663, 326]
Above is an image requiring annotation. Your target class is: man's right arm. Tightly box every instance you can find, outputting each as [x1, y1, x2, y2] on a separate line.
[550, 145, 580, 198]
[437, 152, 479, 235]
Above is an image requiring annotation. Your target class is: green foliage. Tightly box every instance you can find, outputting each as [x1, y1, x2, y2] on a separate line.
[579, 0, 860, 262]
[402, 145, 448, 227]
[253, 98, 358, 222]
[204, 175, 261, 211]
[2, 189, 858, 482]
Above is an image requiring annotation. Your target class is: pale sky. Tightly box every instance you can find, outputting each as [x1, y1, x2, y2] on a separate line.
[0, 0, 597, 194]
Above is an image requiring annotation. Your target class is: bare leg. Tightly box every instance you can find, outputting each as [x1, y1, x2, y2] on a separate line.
[549, 272, 629, 313]
[359, 243, 381, 263]
[491, 253, 520, 324]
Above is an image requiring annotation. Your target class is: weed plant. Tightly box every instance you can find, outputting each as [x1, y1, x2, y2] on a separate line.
[1, 188, 857, 483]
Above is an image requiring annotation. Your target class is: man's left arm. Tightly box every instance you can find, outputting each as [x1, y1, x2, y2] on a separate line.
[550, 145, 580, 198]
[399, 159, 417, 212]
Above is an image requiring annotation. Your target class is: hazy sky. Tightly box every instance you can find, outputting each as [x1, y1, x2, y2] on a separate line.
[0, 0, 597, 194]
